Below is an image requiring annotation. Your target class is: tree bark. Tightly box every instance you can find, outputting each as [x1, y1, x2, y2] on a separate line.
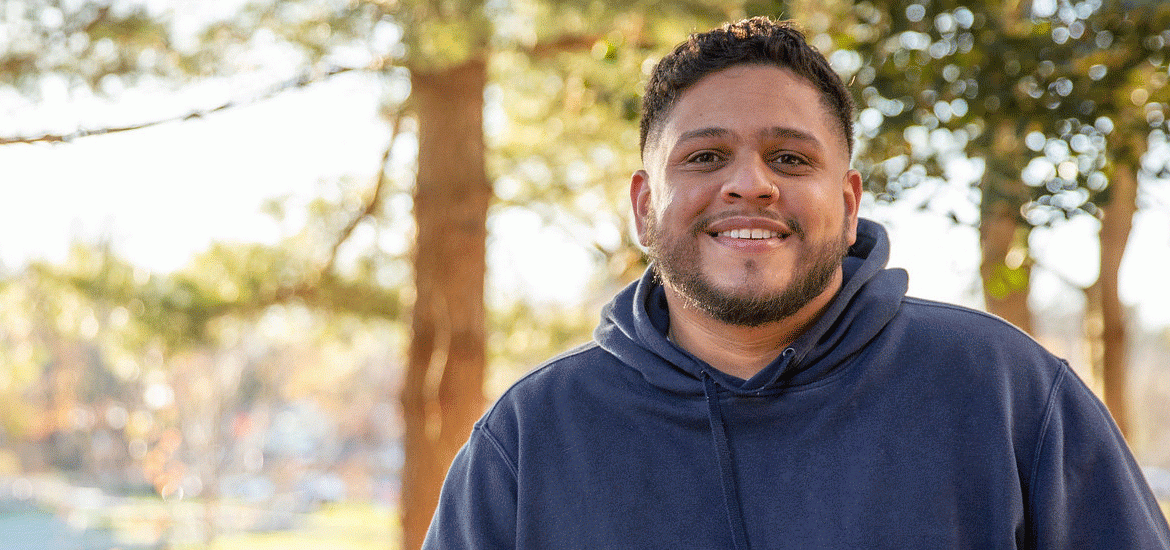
[980, 122, 1035, 334]
[401, 58, 491, 550]
[979, 198, 1034, 334]
[1097, 161, 1137, 439]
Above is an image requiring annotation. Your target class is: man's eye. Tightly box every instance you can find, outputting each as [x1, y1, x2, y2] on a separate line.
[688, 151, 721, 163]
[773, 153, 807, 165]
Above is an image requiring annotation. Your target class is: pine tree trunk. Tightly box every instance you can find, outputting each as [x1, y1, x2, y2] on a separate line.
[979, 197, 1034, 334]
[1098, 161, 1137, 439]
[401, 58, 490, 550]
[980, 122, 1034, 334]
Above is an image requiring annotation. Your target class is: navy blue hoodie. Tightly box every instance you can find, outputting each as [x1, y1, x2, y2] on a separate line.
[424, 219, 1170, 549]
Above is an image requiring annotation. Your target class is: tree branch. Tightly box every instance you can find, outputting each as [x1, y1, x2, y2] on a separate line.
[0, 62, 383, 146]
[522, 34, 603, 58]
[320, 108, 406, 278]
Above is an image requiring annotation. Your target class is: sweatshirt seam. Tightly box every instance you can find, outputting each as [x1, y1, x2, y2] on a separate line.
[475, 423, 519, 480]
[474, 342, 602, 480]
[901, 296, 1036, 338]
[1026, 360, 1069, 536]
[482, 341, 601, 418]
[510, 341, 600, 387]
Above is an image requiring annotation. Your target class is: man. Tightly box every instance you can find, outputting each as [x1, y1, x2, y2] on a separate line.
[424, 17, 1170, 549]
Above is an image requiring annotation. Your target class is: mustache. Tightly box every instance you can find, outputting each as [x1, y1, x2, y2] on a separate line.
[691, 210, 805, 239]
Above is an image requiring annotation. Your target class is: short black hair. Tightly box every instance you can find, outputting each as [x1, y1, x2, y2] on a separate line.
[640, 17, 855, 157]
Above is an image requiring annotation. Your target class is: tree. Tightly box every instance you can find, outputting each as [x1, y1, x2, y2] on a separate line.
[842, 0, 1170, 437]
[845, 0, 1071, 333]
[1057, 0, 1170, 438]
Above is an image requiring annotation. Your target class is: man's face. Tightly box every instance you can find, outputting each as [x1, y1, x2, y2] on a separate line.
[631, 64, 862, 327]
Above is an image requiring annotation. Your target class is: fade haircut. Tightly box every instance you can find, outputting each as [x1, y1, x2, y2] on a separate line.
[639, 17, 855, 158]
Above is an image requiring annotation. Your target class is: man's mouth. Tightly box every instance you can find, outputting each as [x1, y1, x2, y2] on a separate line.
[714, 228, 785, 240]
[700, 213, 799, 244]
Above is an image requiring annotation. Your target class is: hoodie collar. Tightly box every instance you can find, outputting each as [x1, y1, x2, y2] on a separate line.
[596, 218, 908, 396]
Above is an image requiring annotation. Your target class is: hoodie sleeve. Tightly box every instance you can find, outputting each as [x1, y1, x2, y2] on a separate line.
[1027, 364, 1170, 548]
[422, 424, 518, 549]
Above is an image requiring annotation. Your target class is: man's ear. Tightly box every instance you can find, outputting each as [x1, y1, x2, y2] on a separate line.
[630, 169, 653, 246]
[844, 169, 863, 245]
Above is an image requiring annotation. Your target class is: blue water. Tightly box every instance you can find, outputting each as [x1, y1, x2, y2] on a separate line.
[0, 510, 153, 550]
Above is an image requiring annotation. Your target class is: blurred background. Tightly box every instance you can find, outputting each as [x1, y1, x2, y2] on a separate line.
[1, 0, 1168, 548]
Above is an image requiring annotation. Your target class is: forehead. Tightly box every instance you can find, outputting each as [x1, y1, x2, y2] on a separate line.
[653, 65, 844, 155]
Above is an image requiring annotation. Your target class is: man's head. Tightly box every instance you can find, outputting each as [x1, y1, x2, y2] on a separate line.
[631, 18, 862, 329]
[639, 17, 855, 159]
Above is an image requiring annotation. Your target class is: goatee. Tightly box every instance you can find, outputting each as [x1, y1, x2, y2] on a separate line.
[645, 212, 851, 327]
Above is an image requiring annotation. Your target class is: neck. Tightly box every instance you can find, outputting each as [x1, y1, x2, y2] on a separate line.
[664, 272, 842, 380]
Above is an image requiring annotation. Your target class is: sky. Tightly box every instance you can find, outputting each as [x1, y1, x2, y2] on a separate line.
[2, 68, 1169, 330]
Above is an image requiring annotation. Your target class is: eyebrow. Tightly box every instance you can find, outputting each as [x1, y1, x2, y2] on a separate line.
[762, 126, 823, 148]
[676, 127, 731, 143]
[675, 126, 823, 149]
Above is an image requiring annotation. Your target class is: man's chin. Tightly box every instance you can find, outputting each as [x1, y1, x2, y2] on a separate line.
[695, 268, 793, 299]
[698, 283, 783, 304]
[669, 277, 789, 320]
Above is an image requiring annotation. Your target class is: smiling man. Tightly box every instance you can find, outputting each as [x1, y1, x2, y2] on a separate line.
[632, 62, 860, 380]
[424, 17, 1170, 549]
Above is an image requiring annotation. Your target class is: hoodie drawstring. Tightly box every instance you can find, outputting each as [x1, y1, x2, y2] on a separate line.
[702, 372, 751, 550]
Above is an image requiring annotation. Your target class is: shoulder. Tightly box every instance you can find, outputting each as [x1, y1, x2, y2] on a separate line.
[479, 340, 626, 424]
[878, 297, 1088, 462]
[878, 296, 1069, 405]
[895, 296, 1057, 359]
[495, 341, 616, 401]
[898, 296, 1031, 335]
[471, 340, 643, 466]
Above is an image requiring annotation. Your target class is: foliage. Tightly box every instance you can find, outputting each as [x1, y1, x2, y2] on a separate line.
[0, 1, 175, 95]
[847, 0, 1170, 226]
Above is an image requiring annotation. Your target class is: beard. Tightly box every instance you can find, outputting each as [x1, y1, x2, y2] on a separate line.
[645, 211, 851, 327]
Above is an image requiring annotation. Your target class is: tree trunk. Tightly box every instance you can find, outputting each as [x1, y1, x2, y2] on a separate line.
[980, 122, 1034, 334]
[1097, 161, 1137, 439]
[979, 198, 1034, 334]
[1083, 281, 1104, 392]
[401, 58, 491, 550]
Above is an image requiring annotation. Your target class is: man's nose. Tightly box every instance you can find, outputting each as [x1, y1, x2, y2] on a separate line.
[721, 157, 778, 205]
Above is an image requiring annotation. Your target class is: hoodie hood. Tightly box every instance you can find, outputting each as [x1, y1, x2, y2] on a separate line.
[595, 218, 909, 397]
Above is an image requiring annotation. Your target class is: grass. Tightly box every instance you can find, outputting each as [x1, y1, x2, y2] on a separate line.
[171, 502, 398, 550]
[93, 499, 400, 550]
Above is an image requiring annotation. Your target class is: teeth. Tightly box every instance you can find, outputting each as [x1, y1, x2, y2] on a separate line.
[719, 229, 781, 239]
